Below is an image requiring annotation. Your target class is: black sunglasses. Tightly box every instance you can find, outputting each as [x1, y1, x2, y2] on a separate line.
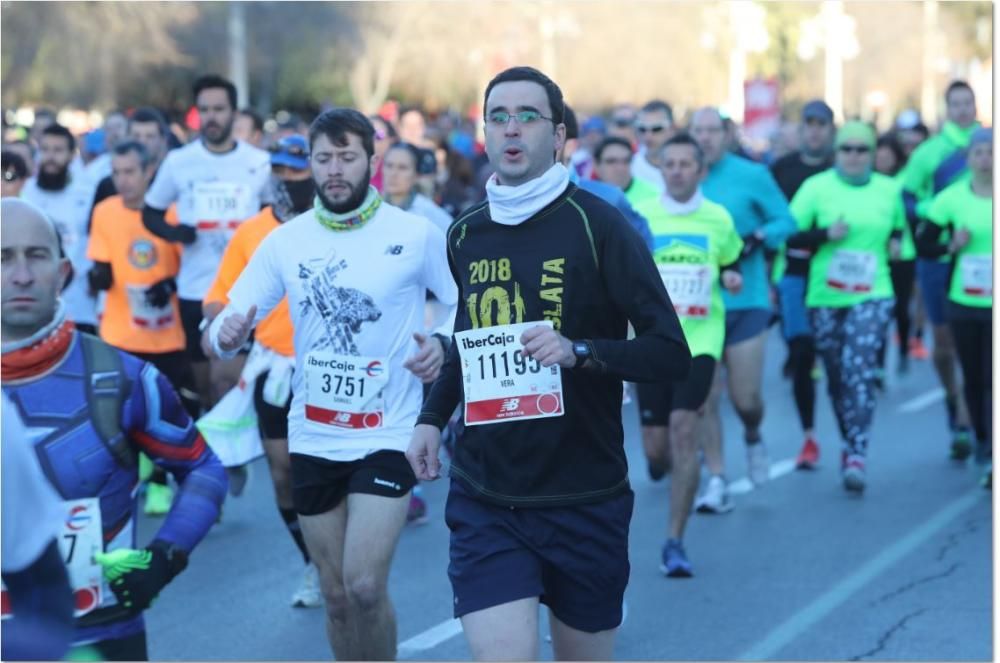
[612, 117, 634, 128]
[636, 125, 666, 134]
[838, 145, 871, 154]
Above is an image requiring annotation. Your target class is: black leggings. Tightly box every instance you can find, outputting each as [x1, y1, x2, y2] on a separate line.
[787, 336, 816, 431]
[950, 312, 992, 444]
[879, 260, 915, 366]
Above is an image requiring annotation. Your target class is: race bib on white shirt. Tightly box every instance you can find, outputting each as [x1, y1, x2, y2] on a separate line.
[658, 264, 712, 319]
[304, 353, 390, 429]
[456, 321, 564, 426]
[959, 255, 992, 297]
[193, 181, 255, 225]
[826, 249, 877, 293]
[126, 284, 175, 330]
[2, 498, 105, 619]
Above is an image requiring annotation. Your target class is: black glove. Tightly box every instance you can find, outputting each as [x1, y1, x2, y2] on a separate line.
[95, 541, 187, 616]
[173, 224, 197, 246]
[87, 262, 113, 292]
[144, 278, 177, 309]
[740, 231, 764, 258]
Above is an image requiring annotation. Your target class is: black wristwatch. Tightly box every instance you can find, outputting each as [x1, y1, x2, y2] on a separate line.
[572, 340, 592, 369]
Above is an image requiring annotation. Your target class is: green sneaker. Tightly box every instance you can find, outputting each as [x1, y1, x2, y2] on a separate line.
[144, 482, 174, 517]
[950, 429, 973, 461]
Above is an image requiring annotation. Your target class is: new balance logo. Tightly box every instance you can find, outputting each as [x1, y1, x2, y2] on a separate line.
[385, 245, 403, 255]
[500, 398, 520, 412]
[373, 477, 401, 490]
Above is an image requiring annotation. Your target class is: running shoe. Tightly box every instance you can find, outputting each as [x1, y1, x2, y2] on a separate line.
[896, 354, 910, 376]
[291, 563, 322, 608]
[795, 437, 820, 470]
[842, 454, 867, 494]
[981, 464, 992, 491]
[660, 539, 693, 578]
[227, 464, 251, 498]
[144, 482, 173, 516]
[908, 337, 930, 360]
[407, 493, 428, 525]
[950, 429, 973, 461]
[747, 441, 770, 485]
[695, 475, 733, 514]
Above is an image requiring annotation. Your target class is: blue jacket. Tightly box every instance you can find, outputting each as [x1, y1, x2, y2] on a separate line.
[702, 154, 797, 311]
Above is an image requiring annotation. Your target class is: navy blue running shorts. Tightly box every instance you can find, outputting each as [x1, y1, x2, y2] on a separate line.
[445, 479, 634, 633]
[724, 307, 773, 346]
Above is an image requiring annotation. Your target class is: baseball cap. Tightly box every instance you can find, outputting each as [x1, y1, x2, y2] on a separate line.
[802, 100, 834, 124]
[269, 134, 309, 170]
[582, 116, 607, 135]
[84, 129, 106, 157]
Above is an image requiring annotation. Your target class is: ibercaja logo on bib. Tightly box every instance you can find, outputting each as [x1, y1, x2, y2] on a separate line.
[366, 361, 384, 377]
[460, 331, 516, 350]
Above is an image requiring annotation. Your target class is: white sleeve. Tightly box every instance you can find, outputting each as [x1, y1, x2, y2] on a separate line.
[144, 152, 179, 210]
[209, 229, 287, 359]
[1, 395, 64, 573]
[421, 223, 458, 307]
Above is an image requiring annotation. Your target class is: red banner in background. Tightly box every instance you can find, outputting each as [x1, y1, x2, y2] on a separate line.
[744, 78, 781, 140]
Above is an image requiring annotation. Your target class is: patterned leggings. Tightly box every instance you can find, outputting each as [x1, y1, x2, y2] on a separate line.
[809, 299, 894, 457]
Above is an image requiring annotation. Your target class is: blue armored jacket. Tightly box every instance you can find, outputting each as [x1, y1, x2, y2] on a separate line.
[2, 332, 227, 646]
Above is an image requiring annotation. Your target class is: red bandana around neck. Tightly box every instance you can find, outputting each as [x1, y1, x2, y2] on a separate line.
[1, 319, 76, 382]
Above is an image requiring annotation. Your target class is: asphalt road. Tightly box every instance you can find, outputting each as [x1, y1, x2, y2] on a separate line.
[141, 329, 993, 660]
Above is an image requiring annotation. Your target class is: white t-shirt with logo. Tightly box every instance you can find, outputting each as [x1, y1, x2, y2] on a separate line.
[212, 203, 458, 461]
[144, 140, 271, 300]
[631, 148, 666, 194]
[21, 178, 98, 326]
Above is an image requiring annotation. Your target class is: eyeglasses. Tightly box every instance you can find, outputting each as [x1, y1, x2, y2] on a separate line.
[486, 110, 554, 126]
[611, 117, 634, 128]
[838, 145, 871, 154]
[636, 125, 666, 134]
[269, 143, 309, 158]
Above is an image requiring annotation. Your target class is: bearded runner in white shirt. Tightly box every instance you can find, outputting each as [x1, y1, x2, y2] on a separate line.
[208, 109, 458, 661]
[21, 123, 98, 333]
[142, 74, 271, 415]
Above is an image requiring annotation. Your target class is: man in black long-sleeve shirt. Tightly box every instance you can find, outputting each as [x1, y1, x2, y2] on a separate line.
[406, 67, 690, 662]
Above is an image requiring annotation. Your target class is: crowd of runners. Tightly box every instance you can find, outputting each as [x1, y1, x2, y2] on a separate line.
[1, 66, 991, 661]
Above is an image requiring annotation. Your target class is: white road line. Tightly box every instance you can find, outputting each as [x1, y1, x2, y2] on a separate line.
[897, 387, 945, 413]
[737, 490, 982, 660]
[729, 457, 798, 495]
[398, 618, 463, 659]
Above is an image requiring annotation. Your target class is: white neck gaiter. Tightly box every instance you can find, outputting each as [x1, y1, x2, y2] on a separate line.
[486, 163, 570, 226]
[660, 187, 704, 216]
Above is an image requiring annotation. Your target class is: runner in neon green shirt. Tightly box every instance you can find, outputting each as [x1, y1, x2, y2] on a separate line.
[900, 81, 979, 454]
[593, 135, 661, 210]
[917, 128, 993, 474]
[632, 133, 743, 577]
[786, 122, 901, 494]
